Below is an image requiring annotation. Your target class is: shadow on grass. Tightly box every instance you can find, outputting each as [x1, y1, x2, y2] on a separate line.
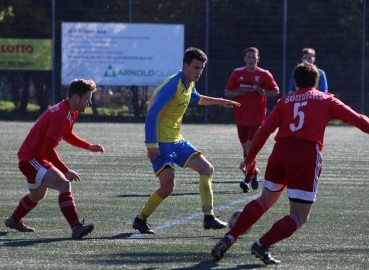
[2, 236, 75, 247]
[117, 189, 244, 198]
[81, 251, 265, 269]
[0, 232, 138, 247]
[172, 261, 265, 269]
[117, 192, 200, 198]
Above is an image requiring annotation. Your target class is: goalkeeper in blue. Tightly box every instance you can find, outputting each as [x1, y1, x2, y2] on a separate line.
[132, 47, 240, 234]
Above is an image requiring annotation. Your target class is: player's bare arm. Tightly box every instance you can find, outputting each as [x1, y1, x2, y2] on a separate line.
[88, 144, 105, 154]
[225, 88, 246, 98]
[253, 85, 280, 97]
[65, 170, 81, 182]
[200, 96, 241, 108]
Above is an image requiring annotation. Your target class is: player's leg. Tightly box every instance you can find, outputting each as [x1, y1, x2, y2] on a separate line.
[133, 144, 176, 234]
[238, 125, 260, 191]
[212, 187, 282, 261]
[133, 167, 175, 234]
[259, 200, 312, 248]
[5, 188, 45, 232]
[5, 158, 51, 232]
[212, 139, 286, 261]
[237, 125, 248, 159]
[40, 166, 94, 238]
[245, 125, 261, 190]
[186, 153, 227, 230]
[251, 201, 312, 265]
[251, 138, 320, 264]
[237, 125, 250, 192]
[229, 187, 281, 241]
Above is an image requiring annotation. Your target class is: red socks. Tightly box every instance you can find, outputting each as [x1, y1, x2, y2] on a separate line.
[58, 192, 80, 228]
[12, 194, 38, 222]
[259, 214, 301, 247]
[226, 197, 268, 241]
[244, 154, 257, 179]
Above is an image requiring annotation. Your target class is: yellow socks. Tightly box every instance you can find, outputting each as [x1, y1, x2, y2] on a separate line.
[199, 175, 214, 215]
[138, 191, 164, 220]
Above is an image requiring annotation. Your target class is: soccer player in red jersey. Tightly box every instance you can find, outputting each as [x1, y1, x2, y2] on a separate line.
[212, 62, 369, 264]
[224, 47, 279, 193]
[5, 79, 105, 238]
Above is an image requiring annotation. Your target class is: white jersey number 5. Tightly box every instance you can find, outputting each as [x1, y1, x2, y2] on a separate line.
[290, 101, 307, 132]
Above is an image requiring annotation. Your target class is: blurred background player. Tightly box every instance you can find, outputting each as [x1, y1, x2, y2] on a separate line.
[211, 62, 369, 264]
[132, 47, 240, 234]
[5, 79, 105, 238]
[288, 47, 328, 94]
[224, 47, 279, 193]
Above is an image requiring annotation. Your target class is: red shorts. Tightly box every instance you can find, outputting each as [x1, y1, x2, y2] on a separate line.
[261, 137, 322, 202]
[18, 158, 53, 189]
[237, 125, 260, 143]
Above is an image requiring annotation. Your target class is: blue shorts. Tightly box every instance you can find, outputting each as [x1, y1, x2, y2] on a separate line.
[150, 139, 201, 175]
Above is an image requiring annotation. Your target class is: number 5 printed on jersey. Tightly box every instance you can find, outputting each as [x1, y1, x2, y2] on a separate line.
[290, 101, 307, 132]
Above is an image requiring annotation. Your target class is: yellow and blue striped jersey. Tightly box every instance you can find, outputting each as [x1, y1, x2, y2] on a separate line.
[145, 71, 203, 147]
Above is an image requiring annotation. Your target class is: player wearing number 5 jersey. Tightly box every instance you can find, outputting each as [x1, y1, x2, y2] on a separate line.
[211, 62, 369, 264]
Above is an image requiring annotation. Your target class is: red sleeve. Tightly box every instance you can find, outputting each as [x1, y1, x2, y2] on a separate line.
[63, 132, 90, 149]
[225, 71, 238, 90]
[346, 113, 369, 133]
[245, 123, 276, 164]
[44, 136, 69, 174]
[329, 97, 369, 133]
[264, 71, 279, 90]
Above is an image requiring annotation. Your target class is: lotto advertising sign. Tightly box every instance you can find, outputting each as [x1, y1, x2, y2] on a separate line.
[0, 38, 52, 70]
[62, 22, 184, 86]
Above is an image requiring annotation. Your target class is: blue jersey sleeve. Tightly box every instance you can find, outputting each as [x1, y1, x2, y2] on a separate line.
[189, 86, 201, 104]
[318, 69, 328, 92]
[145, 79, 178, 145]
[288, 73, 296, 91]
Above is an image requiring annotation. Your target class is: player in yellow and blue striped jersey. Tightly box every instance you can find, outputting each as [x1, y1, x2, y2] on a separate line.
[132, 47, 240, 234]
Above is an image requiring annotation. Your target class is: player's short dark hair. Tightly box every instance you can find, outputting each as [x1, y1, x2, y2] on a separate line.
[244, 47, 259, 57]
[183, 47, 208, 65]
[67, 79, 97, 98]
[301, 47, 315, 57]
[293, 62, 319, 88]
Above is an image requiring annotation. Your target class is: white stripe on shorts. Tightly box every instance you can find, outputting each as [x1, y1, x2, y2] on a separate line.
[28, 158, 48, 189]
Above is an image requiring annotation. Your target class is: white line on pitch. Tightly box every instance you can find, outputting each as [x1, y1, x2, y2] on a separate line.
[129, 193, 260, 239]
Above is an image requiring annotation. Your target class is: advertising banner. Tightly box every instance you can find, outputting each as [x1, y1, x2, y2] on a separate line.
[62, 22, 184, 86]
[0, 38, 52, 70]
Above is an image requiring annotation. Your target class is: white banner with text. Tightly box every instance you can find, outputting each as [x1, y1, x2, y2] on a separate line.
[62, 22, 184, 86]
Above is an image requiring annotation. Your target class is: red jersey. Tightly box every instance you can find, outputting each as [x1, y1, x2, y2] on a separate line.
[226, 66, 278, 126]
[265, 88, 369, 151]
[245, 88, 369, 165]
[18, 99, 78, 162]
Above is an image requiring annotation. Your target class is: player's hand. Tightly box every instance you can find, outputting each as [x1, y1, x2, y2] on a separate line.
[240, 160, 253, 175]
[65, 170, 81, 182]
[89, 144, 105, 154]
[240, 160, 247, 175]
[245, 162, 253, 173]
[237, 88, 247, 96]
[147, 147, 160, 159]
[253, 85, 265, 96]
[220, 98, 241, 108]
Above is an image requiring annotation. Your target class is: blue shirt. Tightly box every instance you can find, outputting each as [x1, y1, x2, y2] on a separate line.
[289, 68, 328, 92]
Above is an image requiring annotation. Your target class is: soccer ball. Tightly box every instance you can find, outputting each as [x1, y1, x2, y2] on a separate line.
[228, 210, 250, 235]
